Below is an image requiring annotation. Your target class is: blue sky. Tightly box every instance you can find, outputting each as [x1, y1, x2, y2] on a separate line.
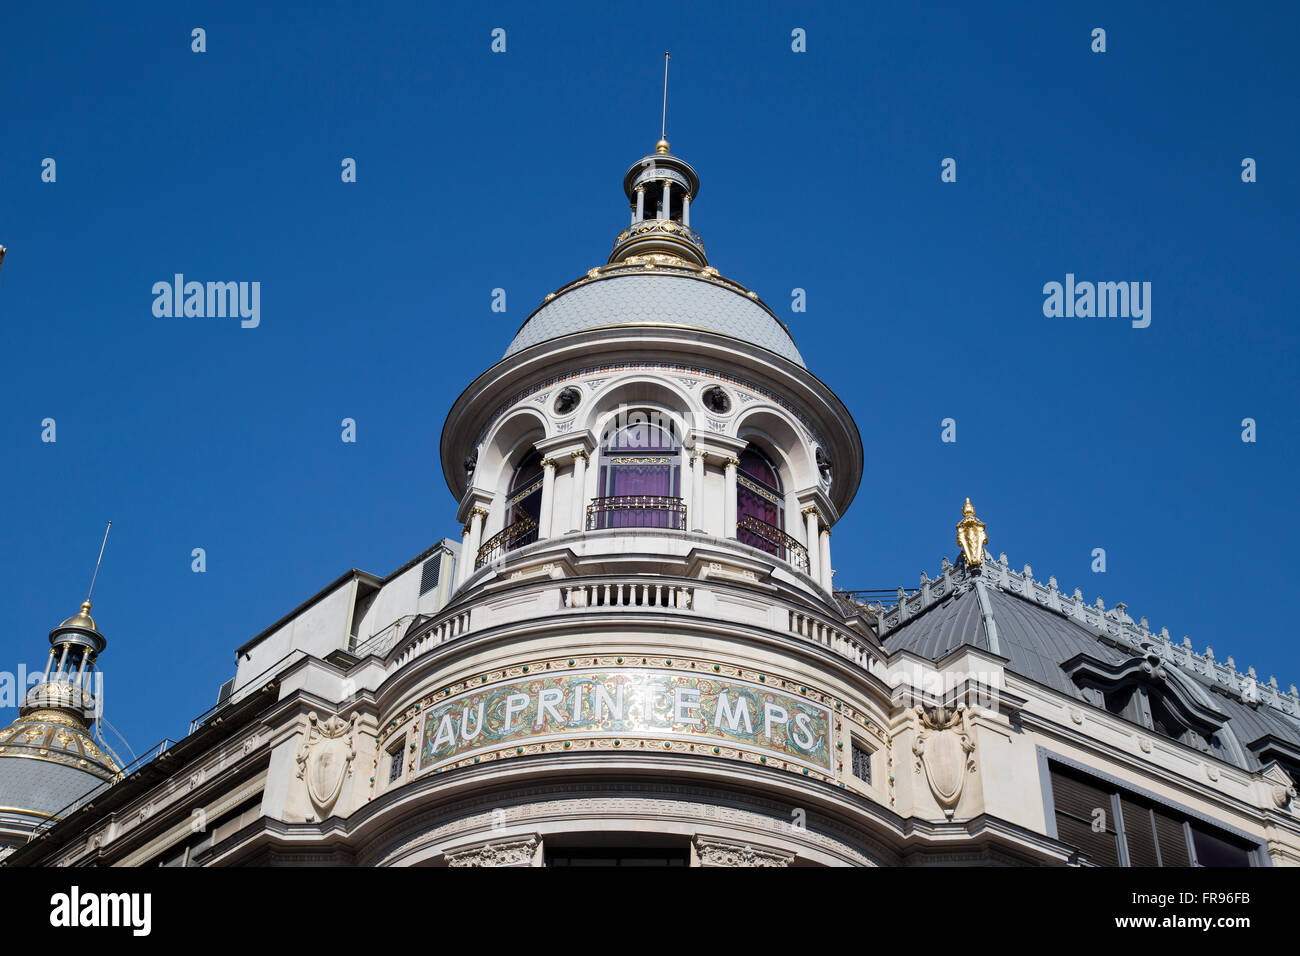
[2, 1, 1297, 759]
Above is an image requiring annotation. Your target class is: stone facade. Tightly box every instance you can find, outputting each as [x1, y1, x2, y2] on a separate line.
[6, 138, 1300, 869]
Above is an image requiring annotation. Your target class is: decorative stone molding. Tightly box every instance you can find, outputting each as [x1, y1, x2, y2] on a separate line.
[446, 834, 541, 867]
[692, 835, 793, 867]
[911, 705, 976, 819]
[476, 361, 829, 453]
[295, 712, 357, 818]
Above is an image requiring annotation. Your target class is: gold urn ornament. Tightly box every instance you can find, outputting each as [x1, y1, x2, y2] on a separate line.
[955, 498, 987, 569]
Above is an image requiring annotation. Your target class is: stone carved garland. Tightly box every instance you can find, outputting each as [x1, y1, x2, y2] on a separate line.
[911, 705, 976, 819]
[295, 712, 358, 818]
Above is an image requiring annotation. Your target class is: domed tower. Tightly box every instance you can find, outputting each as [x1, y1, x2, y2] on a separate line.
[388, 134, 879, 865]
[0, 600, 119, 854]
[443, 134, 861, 590]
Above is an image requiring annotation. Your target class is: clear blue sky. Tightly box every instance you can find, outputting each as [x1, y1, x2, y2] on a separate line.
[2, 1, 1297, 758]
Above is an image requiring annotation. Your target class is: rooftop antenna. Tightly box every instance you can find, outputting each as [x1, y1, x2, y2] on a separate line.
[661, 51, 670, 141]
[86, 520, 112, 604]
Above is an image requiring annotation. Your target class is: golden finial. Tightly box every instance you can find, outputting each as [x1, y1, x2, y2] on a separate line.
[655, 138, 671, 154]
[955, 497, 987, 568]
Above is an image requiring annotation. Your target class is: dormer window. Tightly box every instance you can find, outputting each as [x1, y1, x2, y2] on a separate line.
[1065, 654, 1231, 761]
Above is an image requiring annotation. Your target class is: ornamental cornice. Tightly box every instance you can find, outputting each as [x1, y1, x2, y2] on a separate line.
[360, 782, 890, 867]
[474, 361, 829, 452]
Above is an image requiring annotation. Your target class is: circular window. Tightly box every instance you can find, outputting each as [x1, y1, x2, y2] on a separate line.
[701, 386, 732, 415]
[553, 387, 581, 416]
[815, 447, 833, 486]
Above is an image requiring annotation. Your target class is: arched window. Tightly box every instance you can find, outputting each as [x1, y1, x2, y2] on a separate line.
[507, 450, 544, 529]
[590, 412, 685, 530]
[476, 450, 542, 568]
[736, 447, 786, 557]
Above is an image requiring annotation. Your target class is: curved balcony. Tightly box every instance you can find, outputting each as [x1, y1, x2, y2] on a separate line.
[476, 516, 538, 569]
[737, 515, 809, 575]
[586, 495, 687, 531]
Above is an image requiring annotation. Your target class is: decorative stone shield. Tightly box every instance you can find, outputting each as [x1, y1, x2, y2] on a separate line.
[295, 712, 356, 818]
[911, 705, 975, 819]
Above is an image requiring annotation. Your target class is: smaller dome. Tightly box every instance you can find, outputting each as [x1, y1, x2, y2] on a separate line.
[57, 600, 97, 633]
[0, 598, 118, 834]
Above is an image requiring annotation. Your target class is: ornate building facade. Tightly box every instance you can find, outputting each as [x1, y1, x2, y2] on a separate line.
[5, 137, 1300, 867]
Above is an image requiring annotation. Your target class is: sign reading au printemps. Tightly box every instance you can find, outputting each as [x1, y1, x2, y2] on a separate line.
[418, 668, 832, 773]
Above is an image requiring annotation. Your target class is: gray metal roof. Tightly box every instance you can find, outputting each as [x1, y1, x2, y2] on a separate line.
[0, 756, 103, 820]
[504, 273, 805, 366]
[885, 584, 1132, 698]
[882, 574, 1300, 771]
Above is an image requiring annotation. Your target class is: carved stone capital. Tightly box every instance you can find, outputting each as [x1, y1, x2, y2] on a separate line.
[692, 836, 793, 867]
[446, 834, 541, 867]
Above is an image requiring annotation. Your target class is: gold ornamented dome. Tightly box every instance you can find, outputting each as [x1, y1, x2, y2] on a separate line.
[0, 600, 119, 840]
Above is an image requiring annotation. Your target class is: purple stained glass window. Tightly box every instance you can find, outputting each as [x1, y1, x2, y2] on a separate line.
[596, 413, 681, 529]
[737, 447, 784, 555]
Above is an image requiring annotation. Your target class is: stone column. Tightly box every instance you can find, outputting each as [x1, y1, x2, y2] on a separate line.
[723, 456, 739, 538]
[804, 508, 821, 583]
[569, 450, 588, 532]
[660, 181, 671, 219]
[634, 186, 644, 223]
[538, 458, 556, 539]
[819, 527, 833, 591]
[682, 193, 690, 227]
[458, 507, 487, 587]
[691, 452, 705, 532]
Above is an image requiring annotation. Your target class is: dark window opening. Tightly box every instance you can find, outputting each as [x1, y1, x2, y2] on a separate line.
[1191, 825, 1254, 867]
[546, 847, 688, 867]
[1049, 762, 1254, 867]
[851, 742, 872, 784]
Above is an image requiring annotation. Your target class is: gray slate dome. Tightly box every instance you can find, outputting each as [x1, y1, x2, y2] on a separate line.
[504, 272, 804, 366]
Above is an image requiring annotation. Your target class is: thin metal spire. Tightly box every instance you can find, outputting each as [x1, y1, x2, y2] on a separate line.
[661, 51, 670, 140]
[86, 521, 112, 603]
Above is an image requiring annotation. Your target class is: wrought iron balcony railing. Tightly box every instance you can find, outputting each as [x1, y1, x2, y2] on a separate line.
[476, 516, 538, 569]
[737, 514, 810, 574]
[586, 495, 687, 531]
